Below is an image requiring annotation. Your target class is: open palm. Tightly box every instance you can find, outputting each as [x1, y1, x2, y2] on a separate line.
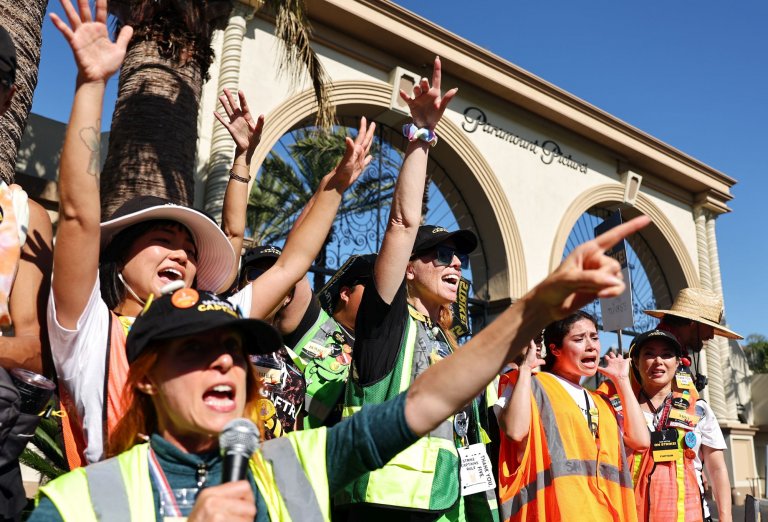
[51, 0, 133, 83]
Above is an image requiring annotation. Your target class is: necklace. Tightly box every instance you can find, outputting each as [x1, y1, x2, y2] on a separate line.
[337, 322, 355, 344]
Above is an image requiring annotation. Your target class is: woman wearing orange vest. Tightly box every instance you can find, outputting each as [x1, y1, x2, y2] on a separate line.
[627, 329, 732, 522]
[48, 0, 375, 467]
[496, 311, 649, 521]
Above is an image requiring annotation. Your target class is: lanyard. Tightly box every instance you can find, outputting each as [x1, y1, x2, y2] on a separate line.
[643, 391, 673, 430]
[148, 447, 182, 517]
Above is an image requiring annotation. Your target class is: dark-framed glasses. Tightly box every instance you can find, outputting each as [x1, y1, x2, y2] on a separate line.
[434, 245, 469, 269]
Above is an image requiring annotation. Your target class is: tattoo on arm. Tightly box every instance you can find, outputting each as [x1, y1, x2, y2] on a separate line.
[79, 123, 102, 182]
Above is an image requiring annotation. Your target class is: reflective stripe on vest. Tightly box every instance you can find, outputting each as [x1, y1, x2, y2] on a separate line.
[41, 432, 332, 522]
[261, 437, 325, 522]
[85, 457, 131, 522]
[499, 374, 635, 521]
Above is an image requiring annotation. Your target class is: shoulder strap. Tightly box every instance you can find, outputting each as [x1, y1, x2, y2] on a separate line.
[85, 457, 131, 522]
[261, 437, 325, 522]
[102, 312, 114, 449]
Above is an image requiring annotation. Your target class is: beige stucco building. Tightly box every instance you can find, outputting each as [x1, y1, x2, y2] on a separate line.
[16, 0, 759, 502]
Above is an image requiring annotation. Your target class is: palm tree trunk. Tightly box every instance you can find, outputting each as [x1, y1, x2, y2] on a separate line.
[100, 38, 202, 218]
[0, 0, 49, 185]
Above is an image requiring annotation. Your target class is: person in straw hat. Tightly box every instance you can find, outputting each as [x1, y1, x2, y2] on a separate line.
[644, 287, 742, 392]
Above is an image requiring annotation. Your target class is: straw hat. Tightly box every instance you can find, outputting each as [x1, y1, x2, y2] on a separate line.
[644, 287, 742, 340]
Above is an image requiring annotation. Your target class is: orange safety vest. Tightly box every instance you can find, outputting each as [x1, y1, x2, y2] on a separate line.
[598, 372, 704, 522]
[498, 372, 637, 522]
[60, 312, 129, 469]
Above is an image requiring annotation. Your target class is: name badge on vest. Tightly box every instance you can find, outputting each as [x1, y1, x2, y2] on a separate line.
[675, 370, 695, 390]
[458, 443, 496, 496]
[609, 394, 623, 412]
[668, 408, 699, 430]
[651, 428, 679, 462]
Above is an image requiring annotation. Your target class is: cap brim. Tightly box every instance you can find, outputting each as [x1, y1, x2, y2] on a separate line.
[100, 205, 236, 294]
[644, 309, 743, 340]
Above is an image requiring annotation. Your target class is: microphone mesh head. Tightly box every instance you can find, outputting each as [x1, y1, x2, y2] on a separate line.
[219, 418, 260, 456]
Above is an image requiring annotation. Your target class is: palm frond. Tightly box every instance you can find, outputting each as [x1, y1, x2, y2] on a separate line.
[262, 0, 335, 129]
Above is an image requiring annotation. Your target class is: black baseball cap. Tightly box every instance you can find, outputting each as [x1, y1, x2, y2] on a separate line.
[412, 225, 477, 256]
[0, 26, 16, 85]
[241, 245, 282, 269]
[628, 329, 683, 359]
[126, 288, 282, 363]
[317, 254, 376, 313]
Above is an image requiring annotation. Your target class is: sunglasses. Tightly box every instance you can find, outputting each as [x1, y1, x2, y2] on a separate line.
[432, 245, 470, 269]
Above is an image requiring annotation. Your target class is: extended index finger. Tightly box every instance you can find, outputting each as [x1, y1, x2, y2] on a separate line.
[431, 56, 442, 92]
[594, 215, 651, 251]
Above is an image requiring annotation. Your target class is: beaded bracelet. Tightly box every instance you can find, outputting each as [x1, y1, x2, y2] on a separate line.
[402, 123, 438, 147]
[229, 169, 251, 183]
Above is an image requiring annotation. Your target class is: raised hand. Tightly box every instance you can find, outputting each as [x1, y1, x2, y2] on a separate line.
[597, 350, 630, 383]
[215, 88, 265, 162]
[327, 117, 376, 191]
[520, 340, 545, 373]
[532, 215, 651, 322]
[50, 0, 133, 83]
[399, 56, 457, 131]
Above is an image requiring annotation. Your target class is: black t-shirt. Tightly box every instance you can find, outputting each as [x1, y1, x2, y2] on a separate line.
[282, 294, 323, 349]
[353, 279, 409, 386]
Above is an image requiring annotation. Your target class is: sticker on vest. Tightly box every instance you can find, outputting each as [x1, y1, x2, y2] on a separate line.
[609, 394, 623, 412]
[651, 428, 680, 462]
[458, 443, 496, 496]
[675, 371, 695, 390]
[668, 408, 699, 430]
[301, 341, 333, 359]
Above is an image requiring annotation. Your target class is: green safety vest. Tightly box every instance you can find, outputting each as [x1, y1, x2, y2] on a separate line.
[290, 310, 351, 428]
[338, 307, 498, 520]
[37, 428, 331, 522]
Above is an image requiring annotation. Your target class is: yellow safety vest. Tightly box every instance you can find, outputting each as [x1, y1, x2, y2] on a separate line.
[38, 428, 330, 521]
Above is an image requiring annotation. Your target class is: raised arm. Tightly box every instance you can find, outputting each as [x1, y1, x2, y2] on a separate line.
[0, 200, 53, 374]
[597, 351, 650, 450]
[216, 88, 264, 288]
[405, 215, 651, 436]
[499, 342, 543, 454]
[374, 56, 457, 303]
[247, 118, 375, 319]
[49, 0, 132, 328]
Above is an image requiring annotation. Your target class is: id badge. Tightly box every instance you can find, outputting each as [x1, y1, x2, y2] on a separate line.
[675, 371, 694, 390]
[458, 443, 496, 496]
[609, 395, 623, 412]
[651, 428, 680, 462]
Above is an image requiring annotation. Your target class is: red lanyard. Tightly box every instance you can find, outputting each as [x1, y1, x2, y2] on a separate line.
[643, 391, 672, 430]
[148, 447, 182, 517]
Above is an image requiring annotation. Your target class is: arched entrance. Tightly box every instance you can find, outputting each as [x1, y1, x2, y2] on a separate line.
[248, 80, 528, 309]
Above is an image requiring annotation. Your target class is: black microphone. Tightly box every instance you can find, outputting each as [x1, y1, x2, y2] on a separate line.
[219, 418, 260, 483]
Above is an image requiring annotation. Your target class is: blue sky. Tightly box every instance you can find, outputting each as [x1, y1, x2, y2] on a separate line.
[31, 1, 766, 338]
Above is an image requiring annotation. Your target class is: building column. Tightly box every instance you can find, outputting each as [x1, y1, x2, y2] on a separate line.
[706, 213, 740, 422]
[202, 4, 255, 222]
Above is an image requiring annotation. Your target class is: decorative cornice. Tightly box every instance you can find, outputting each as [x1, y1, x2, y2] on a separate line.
[268, 0, 737, 212]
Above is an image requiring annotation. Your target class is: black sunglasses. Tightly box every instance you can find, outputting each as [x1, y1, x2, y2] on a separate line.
[433, 245, 469, 269]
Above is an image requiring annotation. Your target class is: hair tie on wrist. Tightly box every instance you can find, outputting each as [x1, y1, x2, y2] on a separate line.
[402, 123, 438, 147]
[229, 169, 251, 183]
